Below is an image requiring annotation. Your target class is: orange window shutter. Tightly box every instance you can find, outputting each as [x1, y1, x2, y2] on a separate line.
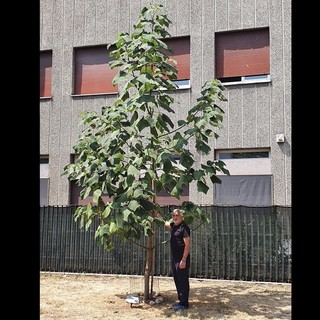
[74, 46, 118, 95]
[164, 37, 190, 80]
[215, 28, 270, 79]
[40, 51, 52, 97]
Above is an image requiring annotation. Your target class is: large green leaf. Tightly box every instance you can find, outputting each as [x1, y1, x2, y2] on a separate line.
[197, 180, 209, 194]
[122, 208, 131, 222]
[180, 152, 194, 169]
[93, 189, 102, 204]
[163, 158, 173, 172]
[102, 205, 112, 219]
[128, 200, 140, 212]
[160, 113, 174, 128]
[109, 221, 118, 234]
[128, 165, 140, 176]
[193, 170, 205, 180]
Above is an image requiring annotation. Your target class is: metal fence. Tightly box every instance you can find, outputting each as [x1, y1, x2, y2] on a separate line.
[40, 205, 291, 283]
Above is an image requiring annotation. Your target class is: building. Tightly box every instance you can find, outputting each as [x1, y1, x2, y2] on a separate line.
[40, 0, 291, 207]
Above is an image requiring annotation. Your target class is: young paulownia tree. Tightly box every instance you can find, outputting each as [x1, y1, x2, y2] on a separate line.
[62, 4, 229, 301]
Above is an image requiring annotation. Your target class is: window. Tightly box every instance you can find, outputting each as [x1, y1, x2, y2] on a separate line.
[40, 156, 49, 206]
[40, 51, 52, 98]
[219, 151, 269, 159]
[73, 46, 118, 95]
[215, 28, 270, 84]
[40, 179, 49, 206]
[214, 149, 272, 206]
[163, 37, 190, 89]
[215, 175, 272, 206]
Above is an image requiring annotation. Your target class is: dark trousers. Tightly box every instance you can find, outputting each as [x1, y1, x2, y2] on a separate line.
[172, 261, 190, 308]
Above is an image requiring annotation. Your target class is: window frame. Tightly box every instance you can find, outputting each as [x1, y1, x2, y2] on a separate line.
[161, 36, 191, 90]
[215, 28, 270, 85]
[220, 75, 271, 86]
[40, 155, 49, 206]
[40, 50, 52, 99]
[72, 45, 118, 96]
[214, 148, 272, 206]
[214, 174, 273, 206]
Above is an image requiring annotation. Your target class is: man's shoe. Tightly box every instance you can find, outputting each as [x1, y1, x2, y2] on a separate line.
[173, 304, 188, 311]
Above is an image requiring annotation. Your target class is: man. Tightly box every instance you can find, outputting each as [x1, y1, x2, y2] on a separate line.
[165, 208, 191, 311]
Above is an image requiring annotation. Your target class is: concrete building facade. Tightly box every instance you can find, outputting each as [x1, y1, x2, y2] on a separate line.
[40, 0, 291, 207]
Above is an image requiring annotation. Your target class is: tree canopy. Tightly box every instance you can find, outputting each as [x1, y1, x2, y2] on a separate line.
[62, 3, 229, 252]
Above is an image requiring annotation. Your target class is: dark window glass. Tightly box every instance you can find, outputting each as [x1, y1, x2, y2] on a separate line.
[40, 179, 49, 206]
[40, 156, 49, 164]
[215, 175, 272, 206]
[218, 152, 269, 159]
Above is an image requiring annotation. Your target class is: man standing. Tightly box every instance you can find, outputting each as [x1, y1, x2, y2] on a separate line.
[165, 208, 191, 311]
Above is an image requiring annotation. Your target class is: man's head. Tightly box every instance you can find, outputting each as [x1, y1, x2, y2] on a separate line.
[172, 208, 184, 225]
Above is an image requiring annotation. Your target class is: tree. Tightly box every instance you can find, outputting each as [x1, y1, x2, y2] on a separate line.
[62, 4, 229, 301]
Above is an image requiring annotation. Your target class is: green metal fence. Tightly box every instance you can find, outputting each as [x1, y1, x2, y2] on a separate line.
[40, 205, 291, 283]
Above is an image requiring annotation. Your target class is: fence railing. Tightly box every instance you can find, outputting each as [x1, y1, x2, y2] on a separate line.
[40, 205, 291, 283]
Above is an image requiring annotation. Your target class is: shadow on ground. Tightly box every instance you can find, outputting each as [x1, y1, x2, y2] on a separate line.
[120, 282, 291, 319]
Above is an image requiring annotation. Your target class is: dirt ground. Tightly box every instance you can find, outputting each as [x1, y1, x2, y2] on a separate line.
[40, 272, 291, 320]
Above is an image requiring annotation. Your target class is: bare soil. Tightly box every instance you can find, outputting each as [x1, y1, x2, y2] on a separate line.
[40, 272, 291, 320]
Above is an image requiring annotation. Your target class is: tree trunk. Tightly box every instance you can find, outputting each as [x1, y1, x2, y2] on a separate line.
[144, 233, 154, 301]
[144, 189, 157, 301]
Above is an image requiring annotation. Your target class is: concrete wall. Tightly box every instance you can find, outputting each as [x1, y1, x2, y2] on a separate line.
[40, 0, 291, 206]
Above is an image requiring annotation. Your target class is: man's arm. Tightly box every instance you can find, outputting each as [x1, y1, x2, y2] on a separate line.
[179, 236, 190, 269]
[182, 236, 190, 261]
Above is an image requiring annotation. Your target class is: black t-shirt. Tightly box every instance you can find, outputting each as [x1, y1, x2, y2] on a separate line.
[170, 221, 190, 262]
